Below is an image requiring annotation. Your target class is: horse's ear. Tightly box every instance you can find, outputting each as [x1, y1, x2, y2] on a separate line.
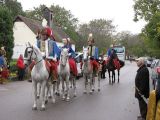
[28, 42, 31, 47]
[25, 43, 28, 47]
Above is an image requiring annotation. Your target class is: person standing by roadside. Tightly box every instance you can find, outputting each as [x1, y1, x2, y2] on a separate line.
[135, 57, 150, 120]
[16, 54, 25, 81]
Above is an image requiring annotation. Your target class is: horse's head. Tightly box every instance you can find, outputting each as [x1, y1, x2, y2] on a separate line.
[24, 43, 42, 66]
[83, 47, 89, 62]
[60, 48, 69, 66]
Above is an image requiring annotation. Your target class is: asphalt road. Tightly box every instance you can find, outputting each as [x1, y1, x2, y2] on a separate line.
[0, 61, 146, 120]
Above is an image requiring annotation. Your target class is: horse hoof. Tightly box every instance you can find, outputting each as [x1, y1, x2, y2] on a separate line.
[83, 91, 87, 94]
[40, 107, 45, 111]
[62, 96, 65, 100]
[66, 98, 70, 102]
[98, 89, 100, 92]
[55, 92, 60, 96]
[32, 107, 37, 110]
[92, 89, 95, 92]
[70, 86, 72, 88]
[74, 94, 77, 97]
[48, 95, 52, 99]
[52, 99, 56, 103]
[45, 100, 48, 104]
[37, 96, 40, 99]
[89, 91, 92, 94]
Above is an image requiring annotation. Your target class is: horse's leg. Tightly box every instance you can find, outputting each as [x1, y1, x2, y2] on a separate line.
[56, 79, 60, 96]
[32, 81, 38, 110]
[40, 81, 47, 111]
[44, 82, 49, 104]
[108, 70, 111, 84]
[113, 70, 115, 83]
[92, 76, 95, 92]
[89, 75, 93, 94]
[37, 83, 41, 99]
[52, 82, 56, 103]
[66, 75, 70, 101]
[61, 78, 65, 100]
[73, 75, 77, 97]
[117, 69, 120, 83]
[98, 72, 101, 92]
[83, 75, 87, 94]
[70, 75, 73, 88]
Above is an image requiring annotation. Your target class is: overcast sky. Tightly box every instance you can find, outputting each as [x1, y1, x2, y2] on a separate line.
[17, 0, 146, 34]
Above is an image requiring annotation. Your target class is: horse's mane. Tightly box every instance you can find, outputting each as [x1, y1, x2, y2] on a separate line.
[24, 44, 42, 58]
[32, 45, 41, 54]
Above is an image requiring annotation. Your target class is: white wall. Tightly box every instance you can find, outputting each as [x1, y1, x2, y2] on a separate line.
[12, 22, 36, 59]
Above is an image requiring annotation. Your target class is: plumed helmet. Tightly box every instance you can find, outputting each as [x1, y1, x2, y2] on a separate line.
[110, 44, 113, 48]
[87, 33, 94, 43]
[40, 27, 53, 40]
[46, 27, 52, 37]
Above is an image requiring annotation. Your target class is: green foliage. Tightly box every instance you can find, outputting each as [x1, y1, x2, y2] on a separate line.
[133, 0, 160, 58]
[133, 0, 160, 22]
[25, 4, 46, 21]
[9, 59, 17, 73]
[5, 0, 24, 18]
[143, 12, 160, 48]
[0, 5, 14, 62]
[78, 19, 115, 53]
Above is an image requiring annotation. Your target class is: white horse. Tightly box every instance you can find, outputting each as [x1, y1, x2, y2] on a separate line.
[82, 47, 101, 94]
[58, 48, 70, 101]
[24, 44, 55, 110]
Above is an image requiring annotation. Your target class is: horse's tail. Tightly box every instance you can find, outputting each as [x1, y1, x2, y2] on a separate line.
[119, 60, 125, 68]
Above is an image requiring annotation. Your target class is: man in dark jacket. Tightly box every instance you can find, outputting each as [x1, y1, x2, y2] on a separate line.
[135, 57, 149, 120]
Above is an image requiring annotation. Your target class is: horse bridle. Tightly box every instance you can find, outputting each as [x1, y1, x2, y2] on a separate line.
[24, 46, 39, 65]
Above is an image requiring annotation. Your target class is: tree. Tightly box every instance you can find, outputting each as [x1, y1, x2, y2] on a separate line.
[78, 19, 116, 53]
[133, 0, 160, 22]
[0, 5, 14, 61]
[143, 12, 160, 48]
[25, 4, 46, 21]
[5, 0, 24, 18]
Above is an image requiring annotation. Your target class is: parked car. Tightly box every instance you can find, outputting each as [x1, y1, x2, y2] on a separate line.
[75, 52, 83, 78]
[151, 59, 160, 89]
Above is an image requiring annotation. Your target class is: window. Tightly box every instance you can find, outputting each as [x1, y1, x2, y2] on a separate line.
[114, 47, 124, 53]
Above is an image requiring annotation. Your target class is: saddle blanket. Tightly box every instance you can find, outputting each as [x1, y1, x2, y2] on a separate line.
[69, 58, 77, 76]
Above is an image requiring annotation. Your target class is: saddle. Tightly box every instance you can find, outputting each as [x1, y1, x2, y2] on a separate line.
[90, 59, 99, 76]
[113, 58, 121, 70]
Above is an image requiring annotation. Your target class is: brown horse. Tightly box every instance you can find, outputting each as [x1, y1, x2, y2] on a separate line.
[106, 57, 124, 85]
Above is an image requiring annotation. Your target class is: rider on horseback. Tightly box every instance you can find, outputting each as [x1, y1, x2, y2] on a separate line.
[87, 33, 99, 75]
[36, 26, 60, 81]
[62, 38, 77, 76]
[109, 48, 120, 70]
